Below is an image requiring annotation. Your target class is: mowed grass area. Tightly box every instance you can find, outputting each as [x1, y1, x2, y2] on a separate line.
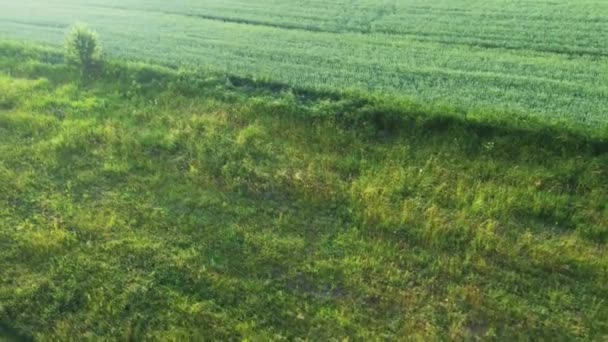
[1, 43, 608, 340]
[1, 0, 607, 129]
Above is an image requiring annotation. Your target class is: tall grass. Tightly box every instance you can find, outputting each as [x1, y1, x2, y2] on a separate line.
[0, 42, 607, 340]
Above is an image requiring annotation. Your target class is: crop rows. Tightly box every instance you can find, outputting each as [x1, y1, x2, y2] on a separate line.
[0, 0, 606, 128]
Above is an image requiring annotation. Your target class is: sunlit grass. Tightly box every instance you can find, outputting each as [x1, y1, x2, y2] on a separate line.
[0, 43, 607, 340]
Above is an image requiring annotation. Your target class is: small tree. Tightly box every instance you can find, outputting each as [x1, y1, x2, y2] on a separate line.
[65, 23, 102, 77]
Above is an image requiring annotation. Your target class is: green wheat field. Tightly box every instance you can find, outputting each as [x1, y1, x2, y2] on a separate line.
[2, 0, 608, 128]
[0, 0, 607, 340]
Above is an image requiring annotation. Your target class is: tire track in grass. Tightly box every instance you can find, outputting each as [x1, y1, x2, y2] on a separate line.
[0, 19, 68, 30]
[85, 4, 329, 34]
[170, 12, 327, 33]
[385, 32, 608, 59]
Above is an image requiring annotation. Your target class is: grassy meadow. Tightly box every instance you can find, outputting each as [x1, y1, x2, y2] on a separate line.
[1, 0, 607, 128]
[0, 42, 607, 340]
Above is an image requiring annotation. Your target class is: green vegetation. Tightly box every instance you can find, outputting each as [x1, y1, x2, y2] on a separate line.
[1, 0, 607, 129]
[1, 42, 607, 340]
[64, 23, 102, 78]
